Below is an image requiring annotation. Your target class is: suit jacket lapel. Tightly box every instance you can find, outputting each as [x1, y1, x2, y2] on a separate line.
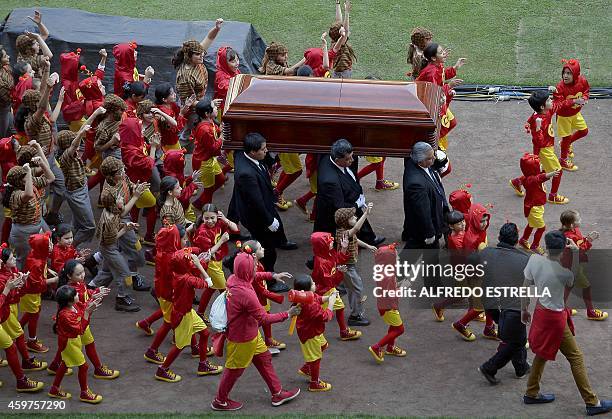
[244, 152, 273, 190]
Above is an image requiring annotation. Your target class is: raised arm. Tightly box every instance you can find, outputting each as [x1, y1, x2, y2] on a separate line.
[343, 0, 351, 34]
[335, 0, 343, 22]
[200, 18, 224, 53]
[27, 10, 49, 41]
[25, 31, 52, 59]
[33, 57, 51, 121]
[321, 33, 330, 70]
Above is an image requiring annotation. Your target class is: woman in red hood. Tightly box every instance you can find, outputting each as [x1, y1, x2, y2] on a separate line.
[449, 188, 472, 219]
[59, 49, 81, 126]
[213, 46, 240, 113]
[311, 231, 361, 341]
[10, 62, 34, 120]
[154, 83, 192, 151]
[368, 244, 406, 364]
[211, 252, 300, 411]
[119, 117, 159, 243]
[19, 232, 57, 354]
[554, 59, 590, 167]
[112, 42, 153, 98]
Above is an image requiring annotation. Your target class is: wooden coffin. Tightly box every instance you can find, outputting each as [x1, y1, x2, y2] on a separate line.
[222, 74, 442, 157]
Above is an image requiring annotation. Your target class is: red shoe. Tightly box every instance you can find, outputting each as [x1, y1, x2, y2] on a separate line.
[309, 379, 332, 392]
[368, 346, 384, 364]
[587, 309, 608, 321]
[297, 364, 311, 378]
[560, 158, 578, 171]
[79, 388, 103, 404]
[22, 357, 47, 372]
[375, 179, 399, 191]
[26, 339, 49, 353]
[144, 348, 165, 364]
[340, 328, 362, 341]
[451, 322, 476, 342]
[93, 365, 120, 379]
[48, 386, 71, 400]
[547, 193, 569, 204]
[47, 360, 73, 376]
[211, 398, 243, 411]
[197, 360, 223, 376]
[136, 320, 154, 336]
[191, 344, 214, 358]
[155, 366, 181, 383]
[483, 325, 500, 340]
[266, 338, 287, 350]
[509, 179, 525, 197]
[271, 388, 300, 406]
[16, 376, 44, 393]
[518, 239, 532, 252]
[293, 199, 310, 216]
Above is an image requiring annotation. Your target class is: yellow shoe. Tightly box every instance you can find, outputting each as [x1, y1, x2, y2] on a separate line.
[155, 367, 182, 383]
[79, 389, 103, 404]
[275, 195, 292, 211]
[509, 179, 525, 197]
[197, 360, 224, 376]
[385, 345, 407, 357]
[0, 359, 7, 367]
[368, 346, 384, 364]
[518, 239, 532, 252]
[266, 338, 287, 350]
[570, 308, 578, 316]
[476, 312, 486, 322]
[561, 159, 578, 171]
[530, 246, 546, 255]
[587, 309, 609, 321]
[452, 322, 476, 342]
[340, 328, 362, 341]
[547, 194, 569, 205]
[432, 304, 445, 322]
[309, 379, 332, 392]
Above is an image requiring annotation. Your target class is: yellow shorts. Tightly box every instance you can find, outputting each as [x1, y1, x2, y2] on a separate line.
[299, 333, 328, 362]
[135, 189, 156, 209]
[557, 112, 588, 138]
[309, 172, 318, 194]
[365, 156, 384, 164]
[3, 207, 12, 218]
[200, 157, 223, 188]
[81, 325, 94, 346]
[159, 297, 173, 323]
[0, 325, 14, 349]
[207, 260, 226, 290]
[162, 142, 181, 152]
[527, 205, 545, 229]
[279, 153, 303, 175]
[1, 304, 24, 339]
[61, 336, 86, 367]
[226, 150, 234, 169]
[174, 309, 206, 349]
[538, 147, 561, 172]
[574, 265, 590, 289]
[322, 288, 345, 311]
[225, 331, 268, 369]
[69, 118, 86, 132]
[382, 309, 403, 326]
[19, 293, 41, 314]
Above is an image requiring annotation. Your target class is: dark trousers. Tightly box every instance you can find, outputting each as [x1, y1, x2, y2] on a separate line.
[481, 309, 529, 375]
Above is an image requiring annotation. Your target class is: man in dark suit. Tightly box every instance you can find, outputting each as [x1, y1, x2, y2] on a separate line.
[314, 139, 385, 247]
[228, 133, 297, 292]
[402, 141, 449, 249]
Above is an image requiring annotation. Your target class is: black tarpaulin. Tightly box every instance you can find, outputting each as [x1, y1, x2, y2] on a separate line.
[0, 7, 266, 100]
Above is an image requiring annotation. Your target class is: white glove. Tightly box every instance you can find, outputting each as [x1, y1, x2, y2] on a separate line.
[205, 277, 213, 288]
[355, 194, 366, 209]
[268, 218, 279, 232]
[424, 236, 436, 245]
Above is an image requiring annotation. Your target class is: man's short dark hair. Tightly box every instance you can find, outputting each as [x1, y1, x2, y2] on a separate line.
[331, 139, 352, 160]
[545, 230, 566, 256]
[243, 132, 266, 153]
[498, 222, 519, 246]
[528, 91, 549, 112]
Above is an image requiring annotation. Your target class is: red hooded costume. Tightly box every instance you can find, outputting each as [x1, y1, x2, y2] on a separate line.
[50, 244, 78, 274]
[225, 253, 288, 343]
[252, 260, 283, 307]
[311, 232, 349, 296]
[56, 305, 89, 355]
[0, 136, 18, 184]
[59, 50, 81, 120]
[157, 102, 185, 148]
[296, 292, 332, 344]
[449, 189, 472, 219]
[162, 149, 198, 209]
[374, 245, 399, 313]
[191, 120, 222, 168]
[119, 117, 154, 183]
[303, 47, 337, 78]
[113, 42, 139, 97]
[213, 47, 241, 112]
[520, 153, 548, 217]
[191, 219, 238, 262]
[462, 204, 490, 252]
[169, 248, 210, 328]
[554, 59, 590, 118]
[416, 62, 456, 87]
[0, 264, 21, 323]
[23, 232, 52, 295]
[11, 74, 33, 115]
[154, 225, 182, 302]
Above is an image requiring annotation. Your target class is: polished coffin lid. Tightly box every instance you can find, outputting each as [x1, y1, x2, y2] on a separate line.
[222, 74, 442, 157]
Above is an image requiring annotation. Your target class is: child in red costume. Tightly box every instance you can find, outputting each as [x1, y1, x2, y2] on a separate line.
[553, 59, 589, 169]
[369, 244, 406, 363]
[0, 247, 47, 373]
[214, 46, 241, 114]
[448, 188, 472, 219]
[0, 256, 44, 393]
[211, 251, 300, 411]
[112, 42, 153, 98]
[154, 247, 223, 382]
[119, 117, 159, 243]
[0, 136, 20, 243]
[154, 83, 191, 151]
[10, 62, 34, 117]
[294, 274, 336, 391]
[49, 224, 93, 297]
[192, 204, 238, 317]
[47, 260, 118, 379]
[559, 210, 608, 321]
[19, 232, 58, 353]
[517, 153, 561, 254]
[509, 91, 577, 203]
[311, 231, 361, 340]
[190, 100, 226, 209]
[451, 204, 498, 341]
[47, 285, 103, 403]
[161, 150, 200, 224]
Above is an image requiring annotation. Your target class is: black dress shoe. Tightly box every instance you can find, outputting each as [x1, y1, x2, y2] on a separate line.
[348, 314, 370, 327]
[305, 258, 314, 270]
[278, 241, 298, 250]
[479, 366, 499, 385]
[132, 274, 151, 291]
[371, 236, 386, 247]
[268, 281, 290, 293]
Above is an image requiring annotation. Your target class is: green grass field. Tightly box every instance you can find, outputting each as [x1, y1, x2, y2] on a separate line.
[1, 1, 610, 86]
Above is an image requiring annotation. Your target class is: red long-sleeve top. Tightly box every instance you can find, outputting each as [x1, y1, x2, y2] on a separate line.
[375, 246, 400, 312]
[171, 272, 208, 328]
[72, 281, 96, 315]
[154, 225, 182, 301]
[23, 233, 51, 295]
[0, 266, 21, 322]
[311, 232, 350, 296]
[119, 117, 155, 183]
[416, 63, 456, 86]
[191, 120, 222, 163]
[162, 149, 198, 209]
[157, 103, 186, 147]
[191, 219, 238, 262]
[213, 46, 241, 112]
[225, 253, 288, 343]
[252, 261, 284, 306]
[56, 306, 89, 353]
[0, 136, 18, 184]
[554, 59, 590, 118]
[296, 294, 333, 344]
[561, 227, 591, 266]
[50, 244, 78, 274]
